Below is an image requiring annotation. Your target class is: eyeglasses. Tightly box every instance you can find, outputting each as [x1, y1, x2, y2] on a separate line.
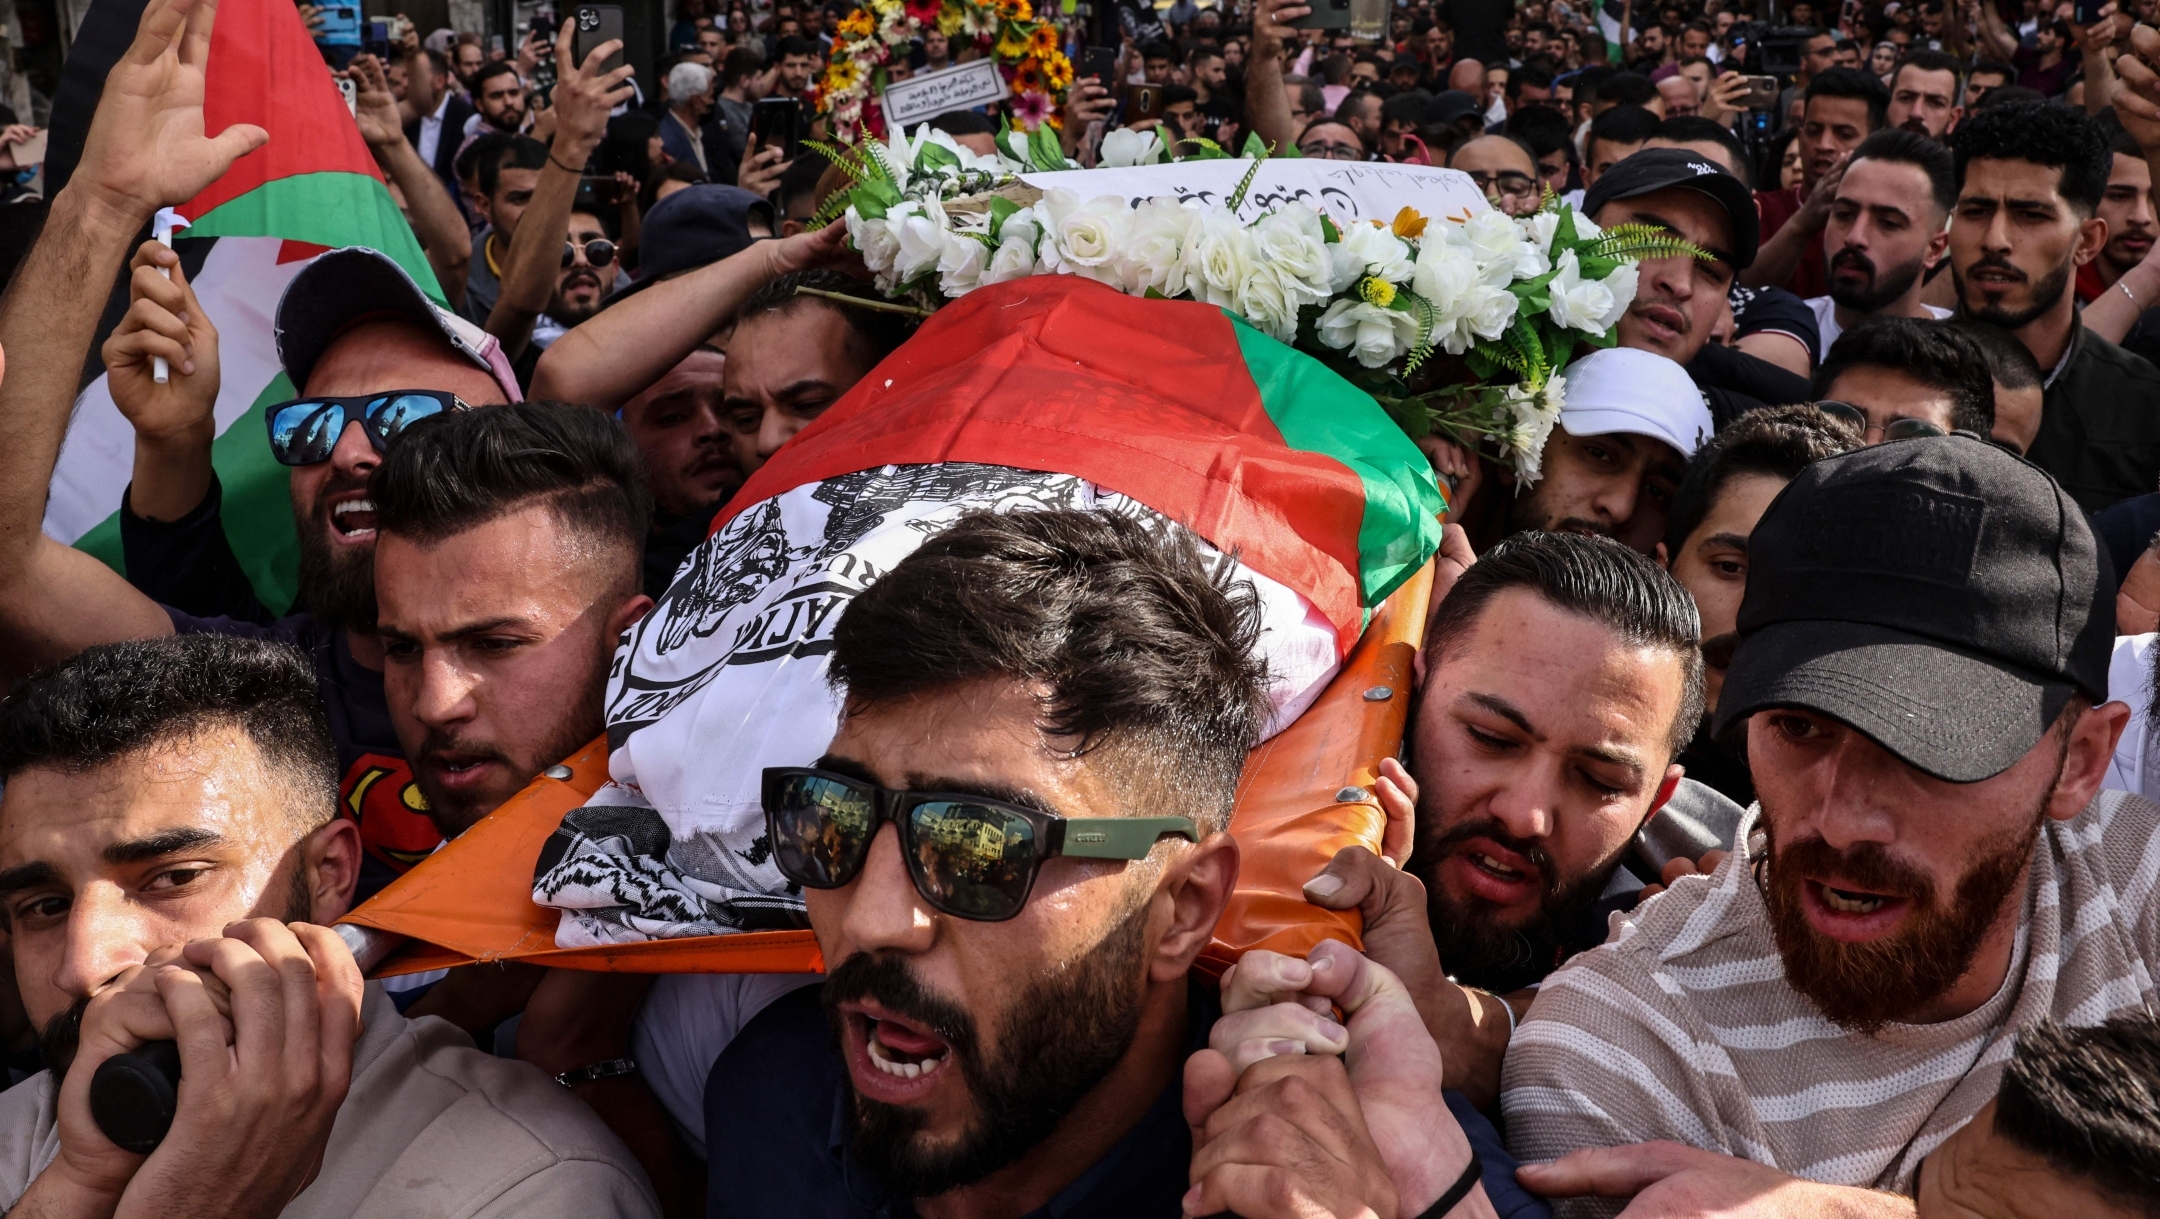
[1465, 170, 1540, 201]
[264, 390, 471, 466]
[1813, 400, 1947, 443]
[1299, 139, 1365, 161]
[761, 766, 1198, 922]
[562, 236, 618, 268]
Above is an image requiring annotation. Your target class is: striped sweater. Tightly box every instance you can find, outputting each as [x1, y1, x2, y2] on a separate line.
[1500, 791, 2160, 1215]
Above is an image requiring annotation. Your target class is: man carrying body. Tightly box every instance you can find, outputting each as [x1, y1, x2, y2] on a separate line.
[1809, 128, 1957, 350]
[0, 631, 656, 1217]
[1503, 433, 2152, 1216]
[1747, 67, 1889, 298]
[1949, 101, 2160, 511]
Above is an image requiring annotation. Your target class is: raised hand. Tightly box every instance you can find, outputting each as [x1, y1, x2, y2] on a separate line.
[71, 0, 268, 229]
[549, 17, 635, 156]
[103, 239, 221, 447]
[346, 53, 408, 149]
[2114, 24, 2160, 153]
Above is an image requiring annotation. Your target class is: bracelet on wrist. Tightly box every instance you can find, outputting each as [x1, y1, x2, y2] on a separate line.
[1414, 1148, 1484, 1219]
[554, 1056, 637, 1088]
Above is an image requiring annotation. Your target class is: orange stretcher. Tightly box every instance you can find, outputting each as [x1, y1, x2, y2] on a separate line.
[342, 562, 1433, 978]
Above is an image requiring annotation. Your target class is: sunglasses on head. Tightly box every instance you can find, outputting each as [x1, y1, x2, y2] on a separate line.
[761, 767, 1198, 922]
[563, 236, 618, 268]
[1813, 400, 1947, 444]
[264, 390, 471, 466]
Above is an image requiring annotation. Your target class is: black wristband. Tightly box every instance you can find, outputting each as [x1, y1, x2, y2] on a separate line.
[1414, 1148, 1483, 1219]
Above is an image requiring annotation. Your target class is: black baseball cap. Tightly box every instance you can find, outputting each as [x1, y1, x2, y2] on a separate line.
[611, 183, 776, 302]
[1580, 146, 1759, 270]
[1424, 90, 1483, 127]
[1713, 434, 2114, 783]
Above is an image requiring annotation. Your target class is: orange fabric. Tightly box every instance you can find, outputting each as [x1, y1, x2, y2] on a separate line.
[345, 563, 1434, 977]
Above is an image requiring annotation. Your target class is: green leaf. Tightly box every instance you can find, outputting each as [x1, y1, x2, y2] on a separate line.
[1318, 213, 1341, 242]
[985, 194, 1020, 237]
[917, 141, 961, 174]
[1029, 122, 1067, 171]
[1553, 205, 1578, 248]
[1174, 136, 1229, 160]
[1276, 139, 1302, 158]
[853, 193, 889, 220]
[1240, 130, 1272, 160]
[1225, 155, 1265, 212]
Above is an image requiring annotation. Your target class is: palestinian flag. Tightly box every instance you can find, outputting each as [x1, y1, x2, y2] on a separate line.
[1598, 0, 1635, 61]
[42, 0, 437, 611]
[723, 276, 1443, 653]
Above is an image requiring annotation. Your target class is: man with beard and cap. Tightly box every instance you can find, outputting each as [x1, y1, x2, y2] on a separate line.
[1948, 101, 2160, 512]
[0, 9, 522, 897]
[0, 633, 658, 1218]
[1807, 128, 1957, 350]
[701, 508, 1503, 1219]
[1501, 434, 2159, 1218]
[1443, 346, 1711, 559]
[1292, 529, 1709, 1116]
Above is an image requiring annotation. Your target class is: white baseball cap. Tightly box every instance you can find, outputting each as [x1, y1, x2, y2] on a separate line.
[1559, 347, 1714, 459]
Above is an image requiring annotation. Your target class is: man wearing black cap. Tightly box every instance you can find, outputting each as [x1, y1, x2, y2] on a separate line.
[1501, 435, 2158, 1215]
[1584, 145, 1810, 421]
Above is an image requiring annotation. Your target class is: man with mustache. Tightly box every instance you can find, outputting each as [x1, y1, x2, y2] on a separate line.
[1502, 435, 2158, 1217]
[1807, 128, 1957, 351]
[0, 633, 658, 1218]
[2074, 127, 2158, 307]
[1745, 68, 1888, 298]
[0, 0, 518, 898]
[700, 509, 1405, 1216]
[1948, 101, 2160, 511]
[1885, 49, 1962, 139]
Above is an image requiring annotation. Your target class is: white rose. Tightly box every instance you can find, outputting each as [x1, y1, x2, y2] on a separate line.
[1460, 207, 1547, 283]
[1116, 197, 1199, 297]
[1099, 126, 1165, 167]
[1411, 237, 1481, 327]
[1462, 283, 1521, 343]
[1338, 220, 1416, 286]
[1569, 209, 1602, 242]
[1182, 208, 1253, 309]
[1235, 263, 1303, 341]
[891, 199, 947, 287]
[848, 208, 902, 277]
[1038, 190, 1127, 286]
[1544, 249, 1633, 334]
[1250, 205, 1334, 297]
[1518, 209, 1560, 255]
[1315, 299, 1419, 368]
[982, 232, 1040, 285]
[937, 230, 991, 297]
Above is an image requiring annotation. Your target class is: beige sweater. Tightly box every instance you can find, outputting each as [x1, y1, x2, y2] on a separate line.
[1502, 790, 2160, 1217]
[0, 982, 660, 1218]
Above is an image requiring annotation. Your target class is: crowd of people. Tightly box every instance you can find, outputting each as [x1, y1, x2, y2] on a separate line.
[4, 0, 2160, 1214]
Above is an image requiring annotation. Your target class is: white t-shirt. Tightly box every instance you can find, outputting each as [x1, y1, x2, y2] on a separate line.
[1806, 296, 1953, 355]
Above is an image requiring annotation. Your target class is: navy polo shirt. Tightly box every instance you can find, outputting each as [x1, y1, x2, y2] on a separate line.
[704, 980, 1218, 1218]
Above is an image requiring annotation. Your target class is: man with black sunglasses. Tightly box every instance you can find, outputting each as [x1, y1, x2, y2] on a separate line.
[699, 508, 1473, 1218]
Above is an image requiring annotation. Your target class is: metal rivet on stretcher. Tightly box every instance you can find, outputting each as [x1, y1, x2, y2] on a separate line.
[1335, 786, 1368, 803]
[543, 764, 574, 780]
[1362, 686, 1393, 701]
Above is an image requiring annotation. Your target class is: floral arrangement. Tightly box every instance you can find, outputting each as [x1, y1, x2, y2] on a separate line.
[814, 0, 1074, 141]
[814, 127, 1703, 483]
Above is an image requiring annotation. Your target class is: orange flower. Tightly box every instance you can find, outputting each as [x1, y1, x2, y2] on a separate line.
[1392, 207, 1428, 239]
[1040, 51, 1072, 91]
[1028, 24, 1057, 53]
[837, 9, 875, 36]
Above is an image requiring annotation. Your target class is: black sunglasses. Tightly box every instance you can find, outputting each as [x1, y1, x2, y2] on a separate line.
[761, 767, 1198, 922]
[1814, 400, 1947, 443]
[563, 236, 618, 268]
[264, 390, 471, 466]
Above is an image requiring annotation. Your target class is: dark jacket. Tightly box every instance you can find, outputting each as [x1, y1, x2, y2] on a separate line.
[2031, 322, 2160, 513]
[404, 91, 479, 204]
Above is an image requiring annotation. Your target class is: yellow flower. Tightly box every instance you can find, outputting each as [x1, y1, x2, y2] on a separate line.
[838, 9, 875, 36]
[1040, 52, 1072, 91]
[869, 0, 900, 15]
[1028, 24, 1057, 53]
[995, 27, 1031, 57]
[824, 59, 862, 91]
[936, 6, 965, 34]
[1358, 276, 1396, 307]
[997, 0, 1033, 20]
[1391, 207, 1427, 239]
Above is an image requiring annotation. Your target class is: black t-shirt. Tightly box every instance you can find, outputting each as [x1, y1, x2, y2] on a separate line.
[1727, 285, 1823, 368]
[124, 477, 437, 900]
[1686, 341, 1815, 431]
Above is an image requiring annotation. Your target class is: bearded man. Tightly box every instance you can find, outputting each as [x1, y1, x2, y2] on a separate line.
[1501, 434, 2160, 1219]
[1808, 128, 1956, 351]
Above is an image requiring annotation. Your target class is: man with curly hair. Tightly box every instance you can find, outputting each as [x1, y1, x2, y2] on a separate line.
[1947, 101, 2160, 511]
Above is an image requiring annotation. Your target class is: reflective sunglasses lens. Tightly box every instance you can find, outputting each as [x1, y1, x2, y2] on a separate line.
[907, 801, 1038, 919]
[368, 394, 448, 446]
[270, 402, 346, 465]
[770, 774, 876, 888]
[586, 239, 618, 267]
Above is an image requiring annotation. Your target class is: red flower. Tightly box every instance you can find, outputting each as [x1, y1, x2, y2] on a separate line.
[903, 0, 941, 25]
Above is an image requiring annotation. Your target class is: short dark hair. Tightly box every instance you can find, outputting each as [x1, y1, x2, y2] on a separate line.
[1424, 531, 1706, 758]
[1995, 1014, 2160, 1210]
[1656, 115, 1750, 187]
[828, 509, 1271, 832]
[1968, 60, 2015, 86]
[738, 269, 912, 377]
[1589, 103, 1660, 150]
[928, 108, 996, 136]
[1948, 317, 2045, 392]
[470, 58, 521, 93]
[371, 401, 652, 590]
[721, 44, 766, 85]
[1381, 90, 1429, 126]
[1509, 64, 1554, 95]
[1804, 66, 1890, 130]
[1814, 316, 1997, 435]
[1141, 38, 1177, 62]
[1164, 84, 1199, 108]
[1893, 46, 1961, 93]
[775, 34, 818, 58]
[1953, 101, 2110, 213]
[1293, 79, 1326, 116]
[1597, 70, 1658, 109]
[1976, 84, 2047, 110]
[1506, 105, 1577, 164]
[479, 135, 548, 199]
[1849, 126, 1956, 214]
[0, 636, 337, 830]
[1662, 404, 1861, 559]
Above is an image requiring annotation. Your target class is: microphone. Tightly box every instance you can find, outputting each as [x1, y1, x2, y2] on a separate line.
[86, 924, 403, 1152]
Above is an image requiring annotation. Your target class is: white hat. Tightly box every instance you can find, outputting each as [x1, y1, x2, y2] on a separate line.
[1559, 346, 1714, 459]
